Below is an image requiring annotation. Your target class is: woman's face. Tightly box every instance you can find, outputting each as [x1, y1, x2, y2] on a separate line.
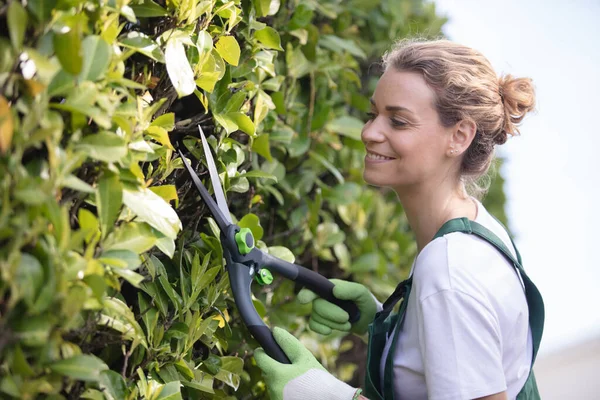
[361, 69, 454, 192]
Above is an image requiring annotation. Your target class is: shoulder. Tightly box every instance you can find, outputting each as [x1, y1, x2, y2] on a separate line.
[413, 232, 507, 300]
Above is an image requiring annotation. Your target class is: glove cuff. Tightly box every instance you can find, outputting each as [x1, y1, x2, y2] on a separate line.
[283, 368, 358, 400]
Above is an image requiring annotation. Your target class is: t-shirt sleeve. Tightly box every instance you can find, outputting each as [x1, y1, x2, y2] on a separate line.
[417, 289, 507, 399]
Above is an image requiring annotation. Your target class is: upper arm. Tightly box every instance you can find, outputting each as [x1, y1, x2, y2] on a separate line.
[417, 289, 507, 399]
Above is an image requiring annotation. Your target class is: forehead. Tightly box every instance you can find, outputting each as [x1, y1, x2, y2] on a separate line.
[372, 69, 437, 115]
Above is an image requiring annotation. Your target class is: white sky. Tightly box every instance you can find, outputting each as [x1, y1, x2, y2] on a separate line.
[431, 0, 600, 355]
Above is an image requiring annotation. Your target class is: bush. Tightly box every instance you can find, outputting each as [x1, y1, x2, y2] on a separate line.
[0, 0, 503, 398]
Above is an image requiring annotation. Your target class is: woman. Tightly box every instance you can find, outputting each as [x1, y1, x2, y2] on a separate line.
[254, 39, 544, 400]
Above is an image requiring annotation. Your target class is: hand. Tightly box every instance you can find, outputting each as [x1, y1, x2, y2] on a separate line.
[297, 279, 378, 335]
[254, 327, 359, 400]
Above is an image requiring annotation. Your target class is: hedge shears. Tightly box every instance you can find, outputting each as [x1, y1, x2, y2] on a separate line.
[176, 126, 360, 364]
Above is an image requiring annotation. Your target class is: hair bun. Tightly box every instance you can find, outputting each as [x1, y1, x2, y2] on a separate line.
[497, 74, 536, 143]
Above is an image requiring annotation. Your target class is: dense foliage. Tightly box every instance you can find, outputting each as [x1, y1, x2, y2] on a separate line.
[0, 0, 505, 398]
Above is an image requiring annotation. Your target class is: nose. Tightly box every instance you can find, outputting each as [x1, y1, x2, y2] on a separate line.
[361, 118, 386, 145]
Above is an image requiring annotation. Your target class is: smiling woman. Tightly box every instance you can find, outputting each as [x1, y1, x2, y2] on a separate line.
[255, 38, 544, 400]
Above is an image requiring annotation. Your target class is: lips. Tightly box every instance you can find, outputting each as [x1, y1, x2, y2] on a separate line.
[365, 150, 396, 161]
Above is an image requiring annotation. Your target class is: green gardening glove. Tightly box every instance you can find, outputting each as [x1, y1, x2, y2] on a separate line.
[297, 279, 379, 335]
[254, 327, 360, 400]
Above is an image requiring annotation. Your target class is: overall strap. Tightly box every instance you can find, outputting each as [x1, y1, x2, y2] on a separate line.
[433, 218, 545, 364]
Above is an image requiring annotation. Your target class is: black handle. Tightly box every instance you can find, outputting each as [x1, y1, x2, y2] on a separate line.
[260, 253, 361, 324]
[226, 259, 291, 363]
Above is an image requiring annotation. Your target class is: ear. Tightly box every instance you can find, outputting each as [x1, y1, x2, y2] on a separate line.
[448, 119, 477, 156]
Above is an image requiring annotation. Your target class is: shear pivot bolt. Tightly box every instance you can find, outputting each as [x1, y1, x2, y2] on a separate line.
[235, 228, 254, 254]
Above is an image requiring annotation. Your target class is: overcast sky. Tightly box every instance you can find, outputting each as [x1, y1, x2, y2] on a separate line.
[431, 0, 600, 355]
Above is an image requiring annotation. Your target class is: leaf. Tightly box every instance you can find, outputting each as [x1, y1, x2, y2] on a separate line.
[156, 381, 183, 400]
[237, 170, 277, 182]
[120, 32, 165, 62]
[228, 112, 255, 135]
[151, 113, 175, 131]
[8, 1, 27, 50]
[214, 356, 243, 390]
[146, 126, 174, 149]
[123, 187, 182, 239]
[131, 0, 168, 17]
[49, 355, 109, 382]
[28, 0, 57, 23]
[99, 249, 142, 269]
[252, 134, 272, 161]
[105, 222, 157, 254]
[15, 253, 44, 307]
[181, 371, 214, 393]
[78, 36, 111, 82]
[215, 36, 240, 66]
[308, 150, 344, 184]
[96, 173, 123, 239]
[100, 370, 128, 400]
[53, 16, 84, 75]
[319, 35, 367, 59]
[165, 37, 196, 97]
[62, 175, 94, 193]
[0, 95, 14, 154]
[268, 246, 295, 263]
[325, 116, 364, 141]
[76, 131, 128, 163]
[149, 185, 179, 208]
[254, 27, 283, 51]
[238, 213, 264, 241]
[112, 268, 145, 287]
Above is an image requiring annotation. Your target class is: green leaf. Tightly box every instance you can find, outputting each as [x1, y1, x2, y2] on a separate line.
[15, 253, 44, 307]
[254, 27, 283, 51]
[325, 116, 364, 141]
[49, 355, 109, 382]
[62, 174, 94, 193]
[78, 36, 111, 82]
[76, 131, 128, 163]
[48, 69, 75, 97]
[228, 112, 255, 135]
[238, 213, 264, 241]
[319, 35, 367, 59]
[28, 0, 57, 23]
[252, 134, 272, 161]
[351, 252, 380, 273]
[96, 172, 123, 239]
[99, 249, 142, 269]
[123, 187, 182, 239]
[151, 113, 175, 131]
[267, 246, 295, 263]
[166, 37, 196, 97]
[308, 150, 344, 184]
[131, 0, 168, 17]
[120, 32, 165, 62]
[8, 1, 28, 50]
[156, 381, 183, 400]
[181, 371, 214, 393]
[100, 370, 128, 399]
[214, 356, 243, 390]
[149, 185, 179, 208]
[53, 16, 84, 75]
[237, 170, 277, 182]
[104, 222, 157, 253]
[215, 36, 240, 66]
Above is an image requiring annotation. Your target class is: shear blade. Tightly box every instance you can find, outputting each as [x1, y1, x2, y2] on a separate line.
[198, 126, 232, 225]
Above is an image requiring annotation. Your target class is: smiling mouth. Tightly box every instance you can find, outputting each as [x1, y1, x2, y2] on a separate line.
[366, 152, 395, 161]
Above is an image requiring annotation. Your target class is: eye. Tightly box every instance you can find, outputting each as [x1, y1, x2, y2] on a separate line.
[390, 118, 406, 128]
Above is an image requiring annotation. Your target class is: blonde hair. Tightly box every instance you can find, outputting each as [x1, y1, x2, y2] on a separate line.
[382, 38, 536, 197]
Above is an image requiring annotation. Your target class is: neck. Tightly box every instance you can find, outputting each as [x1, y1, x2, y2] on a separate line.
[394, 181, 477, 253]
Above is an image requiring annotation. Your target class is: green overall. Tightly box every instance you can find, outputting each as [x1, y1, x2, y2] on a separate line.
[364, 218, 545, 399]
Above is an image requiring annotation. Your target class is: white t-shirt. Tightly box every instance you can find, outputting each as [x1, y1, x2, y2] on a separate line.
[378, 199, 533, 400]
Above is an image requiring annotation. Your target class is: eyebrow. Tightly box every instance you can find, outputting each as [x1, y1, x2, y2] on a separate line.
[370, 98, 414, 114]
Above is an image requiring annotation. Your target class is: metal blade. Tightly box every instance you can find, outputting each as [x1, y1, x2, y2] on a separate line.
[198, 125, 232, 224]
[178, 148, 230, 232]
